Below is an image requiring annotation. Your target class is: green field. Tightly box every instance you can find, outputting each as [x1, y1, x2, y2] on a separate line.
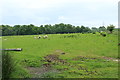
[2, 33, 119, 78]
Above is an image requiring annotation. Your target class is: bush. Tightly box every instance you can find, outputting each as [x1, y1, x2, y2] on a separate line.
[2, 51, 16, 79]
[92, 32, 96, 34]
[2, 51, 31, 79]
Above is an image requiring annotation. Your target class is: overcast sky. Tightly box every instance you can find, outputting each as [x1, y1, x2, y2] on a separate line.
[0, 0, 119, 28]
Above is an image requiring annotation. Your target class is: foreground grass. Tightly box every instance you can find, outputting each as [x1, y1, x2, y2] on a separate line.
[2, 51, 30, 79]
[2, 32, 118, 78]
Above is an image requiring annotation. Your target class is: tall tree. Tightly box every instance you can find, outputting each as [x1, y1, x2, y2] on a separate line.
[107, 24, 115, 33]
[39, 25, 45, 34]
[13, 25, 21, 35]
[81, 25, 86, 33]
[92, 27, 98, 33]
[99, 26, 106, 32]
[75, 26, 81, 33]
[2, 25, 14, 36]
[2, 23, 95, 36]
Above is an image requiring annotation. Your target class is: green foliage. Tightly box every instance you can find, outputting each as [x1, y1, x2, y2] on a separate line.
[2, 51, 30, 79]
[1, 24, 117, 36]
[91, 27, 99, 32]
[1, 23, 92, 36]
[2, 51, 15, 79]
[22, 59, 41, 67]
[99, 26, 107, 32]
[107, 24, 115, 33]
[10, 64, 31, 78]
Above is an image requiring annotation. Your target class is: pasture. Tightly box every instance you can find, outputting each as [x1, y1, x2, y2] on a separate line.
[2, 33, 119, 78]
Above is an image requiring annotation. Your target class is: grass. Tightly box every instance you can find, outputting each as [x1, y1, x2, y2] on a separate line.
[2, 51, 30, 79]
[2, 32, 119, 78]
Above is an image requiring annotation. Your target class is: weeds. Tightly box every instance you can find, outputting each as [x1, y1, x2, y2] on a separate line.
[2, 51, 30, 79]
[2, 51, 16, 79]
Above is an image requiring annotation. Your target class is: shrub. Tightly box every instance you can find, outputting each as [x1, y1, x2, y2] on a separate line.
[2, 51, 16, 79]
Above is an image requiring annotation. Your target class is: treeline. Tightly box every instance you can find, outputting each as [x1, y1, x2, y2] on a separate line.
[0, 23, 115, 36]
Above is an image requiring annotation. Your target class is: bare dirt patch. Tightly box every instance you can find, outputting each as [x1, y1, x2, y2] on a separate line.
[26, 53, 67, 78]
[27, 65, 58, 78]
[27, 53, 119, 78]
[72, 56, 97, 61]
[72, 56, 119, 62]
[101, 56, 119, 62]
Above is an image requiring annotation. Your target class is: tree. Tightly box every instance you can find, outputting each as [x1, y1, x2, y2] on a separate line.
[107, 24, 115, 33]
[84, 27, 91, 33]
[81, 25, 86, 33]
[99, 26, 106, 32]
[2, 23, 94, 36]
[44, 24, 52, 34]
[39, 25, 45, 34]
[2, 25, 14, 36]
[13, 25, 21, 35]
[66, 24, 73, 33]
[91, 27, 98, 33]
[75, 26, 81, 33]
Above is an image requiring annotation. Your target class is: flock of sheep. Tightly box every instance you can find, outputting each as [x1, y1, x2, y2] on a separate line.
[34, 31, 106, 39]
[34, 35, 48, 39]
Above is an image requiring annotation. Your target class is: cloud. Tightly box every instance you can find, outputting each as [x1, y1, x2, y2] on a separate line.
[58, 16, 69, 22]
[1, 0, 119, 27]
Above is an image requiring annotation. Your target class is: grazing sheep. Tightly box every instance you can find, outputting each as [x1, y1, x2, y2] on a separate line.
[38, 36, 42, 39]
[100, 33, 106, 37]
[43, 35, 48, 39]
[34, 37, 37, 39]
[99, 31, 106, 37]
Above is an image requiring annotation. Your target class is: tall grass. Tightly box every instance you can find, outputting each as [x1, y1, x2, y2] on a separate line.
[2, 51, 31, 79]
[2, 51, 15, 79]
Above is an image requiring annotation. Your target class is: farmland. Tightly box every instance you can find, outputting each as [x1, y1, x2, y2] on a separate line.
[2, 32, 119, 78]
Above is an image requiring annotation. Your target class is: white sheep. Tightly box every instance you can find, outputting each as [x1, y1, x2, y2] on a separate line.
[38, 35, 42, 39]
[34, 37, 37, 39]
[43, 35, 48, 39]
